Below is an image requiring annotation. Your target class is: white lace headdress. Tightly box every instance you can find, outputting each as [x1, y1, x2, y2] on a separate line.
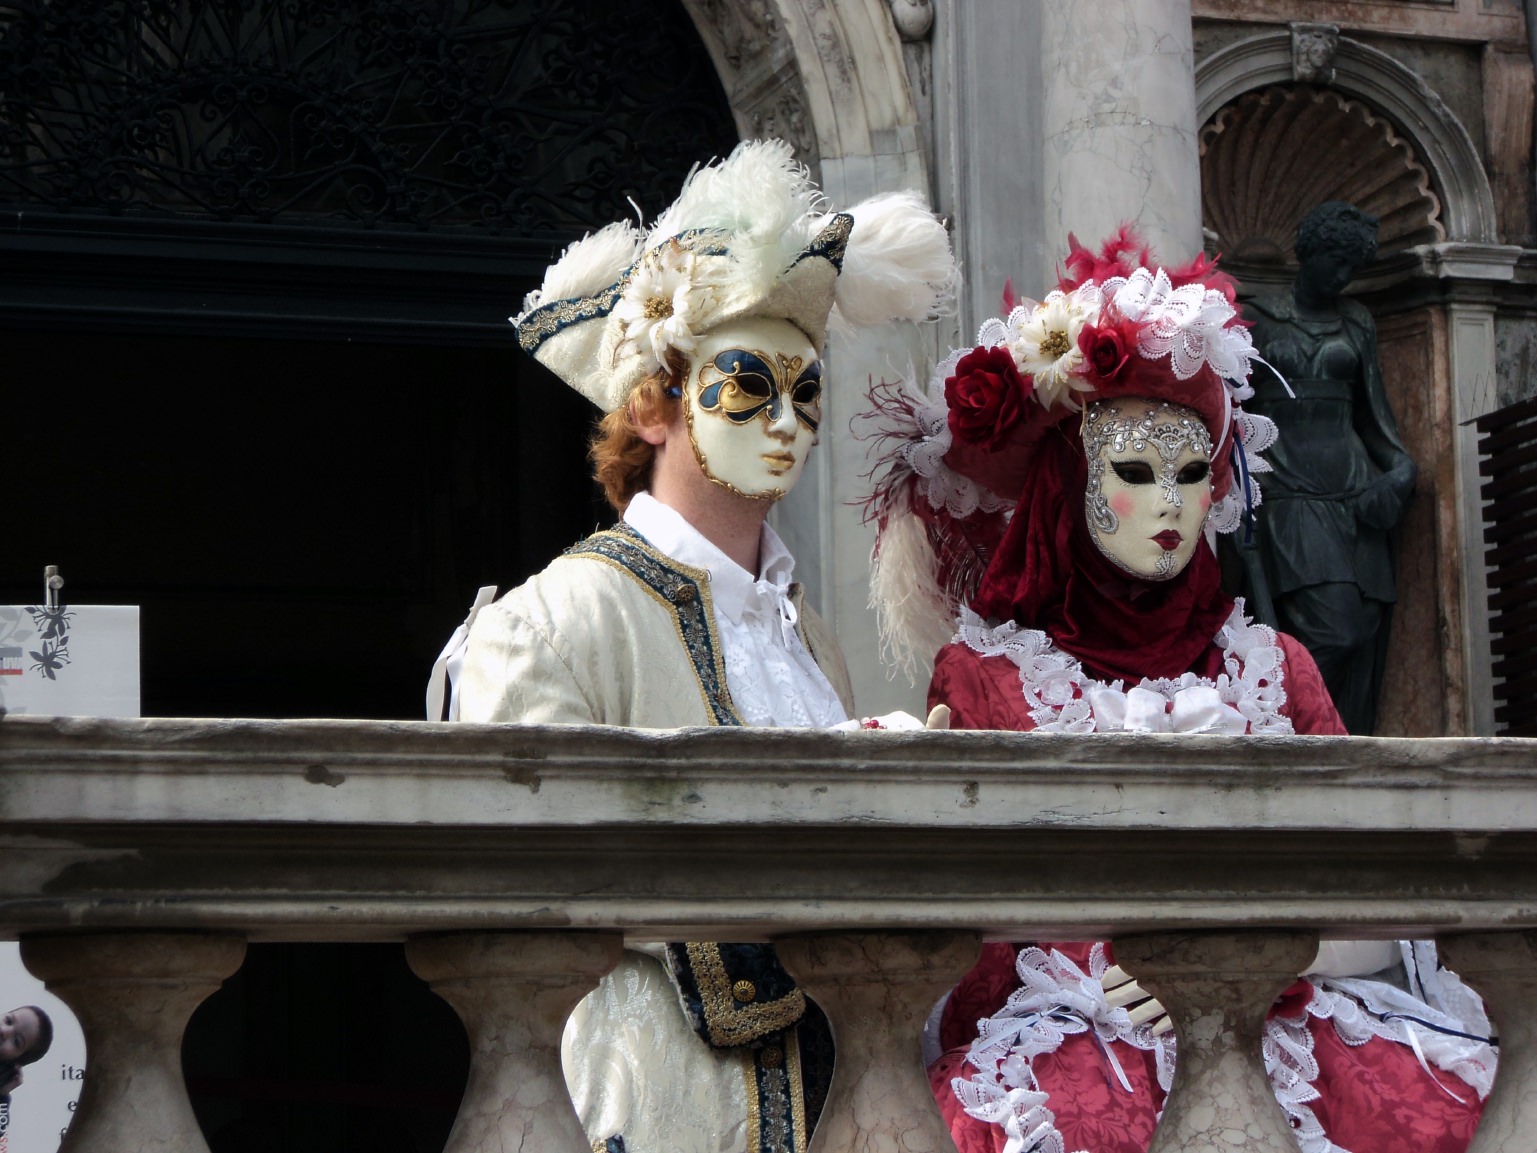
[860, 228, 1280, 679]
[513, 139, 958, 412]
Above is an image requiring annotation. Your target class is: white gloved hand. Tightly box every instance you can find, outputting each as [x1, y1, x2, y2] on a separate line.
[831, 706, 951, 732]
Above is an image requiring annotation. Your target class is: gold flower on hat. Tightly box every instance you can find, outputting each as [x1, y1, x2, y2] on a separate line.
[614, 238, 700, 371]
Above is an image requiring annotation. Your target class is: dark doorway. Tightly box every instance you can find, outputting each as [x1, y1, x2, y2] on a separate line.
[0, 326, 603, 719]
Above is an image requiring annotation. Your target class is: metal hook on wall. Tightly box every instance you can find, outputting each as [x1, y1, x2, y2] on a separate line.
[44, 565, 64, 612]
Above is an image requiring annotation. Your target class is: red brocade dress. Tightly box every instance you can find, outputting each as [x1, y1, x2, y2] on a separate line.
[923, 621, 1493, 1153]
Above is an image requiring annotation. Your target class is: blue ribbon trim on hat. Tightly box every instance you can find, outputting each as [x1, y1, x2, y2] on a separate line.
[514, 229, 732, 355]
[515, 278, 625, 354]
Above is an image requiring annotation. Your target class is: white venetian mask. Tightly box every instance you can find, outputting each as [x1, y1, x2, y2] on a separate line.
[684, 317, 822, 501]
[1082, 396, 1214, 581]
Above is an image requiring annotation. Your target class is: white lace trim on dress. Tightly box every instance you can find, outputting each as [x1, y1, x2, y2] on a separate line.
[952, 946, 1171, 1153]
[952, 600, 1293, 734]
[953, 948, 1496, 1153]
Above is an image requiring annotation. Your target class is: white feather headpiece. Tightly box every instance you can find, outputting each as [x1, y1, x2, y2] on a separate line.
[514, 139, 956, 412]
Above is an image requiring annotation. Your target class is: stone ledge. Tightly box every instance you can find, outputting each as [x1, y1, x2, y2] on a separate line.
[3, 716, 1537, 941]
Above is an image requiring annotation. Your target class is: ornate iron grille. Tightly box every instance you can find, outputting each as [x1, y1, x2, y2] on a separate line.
[0, 0, 738, 235]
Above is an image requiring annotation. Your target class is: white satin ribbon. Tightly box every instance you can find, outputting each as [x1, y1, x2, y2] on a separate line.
[1087, 683, 1249, 734]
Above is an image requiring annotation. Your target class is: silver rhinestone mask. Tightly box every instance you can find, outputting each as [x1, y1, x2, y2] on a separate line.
[1083, 399, 1214, 579]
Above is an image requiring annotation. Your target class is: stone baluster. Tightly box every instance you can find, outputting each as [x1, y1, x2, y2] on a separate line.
[1115, 930, 1317, 1152]
[21, 932, 246, 1153]
[776, 931, 981, 1153]
[405, 931, 623, 1153]
[1438, 930, 1537, 1152]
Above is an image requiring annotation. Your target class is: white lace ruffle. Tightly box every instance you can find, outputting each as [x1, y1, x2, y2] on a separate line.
[952, 600, 1293, 735]
[1207, 409, 1278, 535]
[1310, 976, 1498, 1101]
[1100, 268, 1257, 384]
[954, 945, 1170, 1153]
[1266, 975, 1498, 1153]
[954, 947, 1495, 1153]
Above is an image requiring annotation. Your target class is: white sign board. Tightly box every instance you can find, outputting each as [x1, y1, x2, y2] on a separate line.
[0, 605, 139, 718]
[0, 600, 138, 1149]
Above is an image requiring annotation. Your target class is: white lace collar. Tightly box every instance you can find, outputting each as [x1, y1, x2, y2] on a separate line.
[953, 599, 1293, 734]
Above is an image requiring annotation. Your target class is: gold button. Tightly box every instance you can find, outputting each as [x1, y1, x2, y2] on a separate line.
[732, 979, 757, 1003]
[670, 583, 697, 604]
[760, 1045, 783, 1068]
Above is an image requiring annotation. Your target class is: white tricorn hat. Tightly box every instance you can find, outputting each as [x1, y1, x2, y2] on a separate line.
[513, 139, 958, 412]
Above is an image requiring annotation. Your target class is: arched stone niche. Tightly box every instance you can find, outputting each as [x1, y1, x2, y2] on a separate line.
[1199, 85, 1445, 291]
[1195, 29, 1496, 246]
[1194, 29, 1509, 735]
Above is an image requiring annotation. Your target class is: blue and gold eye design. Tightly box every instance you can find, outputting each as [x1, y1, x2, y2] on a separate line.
[698, 348, 822, 431]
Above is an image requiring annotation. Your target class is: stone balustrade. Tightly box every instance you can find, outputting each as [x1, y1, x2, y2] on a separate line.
[3, 715, 1536, 1152]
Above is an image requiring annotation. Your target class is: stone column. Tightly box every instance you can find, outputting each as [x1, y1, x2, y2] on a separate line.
[776, 931, 980, 1153]
[1438, 930, 1537, 1151]
[1040, 0, 1202, 269]
[1115, 930, 1317, 1152]
[21, 932, 246, 1153]
[405, 931, 624, 1153]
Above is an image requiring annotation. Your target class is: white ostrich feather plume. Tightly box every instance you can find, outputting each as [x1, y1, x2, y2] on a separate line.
[836, 191, 958, 327]
[647, 138, 820, 252]
[519, 220, 643, 316]
[870, 508, 954, 685]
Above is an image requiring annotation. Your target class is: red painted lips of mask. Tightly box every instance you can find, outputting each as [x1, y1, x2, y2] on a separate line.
[1153, 530, 1183, 551]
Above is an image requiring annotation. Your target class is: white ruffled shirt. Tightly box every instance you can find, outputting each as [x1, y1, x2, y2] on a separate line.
[624, 493, 849, 728]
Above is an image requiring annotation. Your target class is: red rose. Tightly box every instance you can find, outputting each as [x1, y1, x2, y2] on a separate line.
[1081, 324, 1131, 383]
[944, 346, 1028, 448]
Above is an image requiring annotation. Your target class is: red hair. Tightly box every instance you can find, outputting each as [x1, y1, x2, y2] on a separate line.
[588, 353, 686, 514]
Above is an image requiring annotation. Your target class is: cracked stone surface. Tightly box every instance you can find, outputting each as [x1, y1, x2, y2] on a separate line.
[1439, 931, 1536, 1153]
[778, 931, 980, 1153]
[406, 932, 623, 1153]
[1115, 930, 1317, 1152]
[22, 932, 245, 1153]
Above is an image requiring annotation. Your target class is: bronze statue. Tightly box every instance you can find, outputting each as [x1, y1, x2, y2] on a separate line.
[1242, 202, 1416, 734]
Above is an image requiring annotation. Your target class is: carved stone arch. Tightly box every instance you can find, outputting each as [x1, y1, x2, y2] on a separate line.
[680, 0, 928, 200]
[1200, 85, 1445, 271]
[1195, 29, 1497, 245]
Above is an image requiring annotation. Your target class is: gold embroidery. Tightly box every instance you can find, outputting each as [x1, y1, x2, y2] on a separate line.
[787, 1024, 807, 1153]
[567, 527, 740, 726]
[742, 1046, 764, 1152]
[684, 942, 805, 1046]
[515, 281, 624, 353]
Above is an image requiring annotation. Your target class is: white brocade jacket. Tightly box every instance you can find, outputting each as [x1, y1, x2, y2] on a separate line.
[458, 498, 854, 728]
[454, 497, 852, 1153]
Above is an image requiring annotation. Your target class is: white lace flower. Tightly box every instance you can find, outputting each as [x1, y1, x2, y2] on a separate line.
[1005, 284, 1101, 409]
[613, 239, 699, 371]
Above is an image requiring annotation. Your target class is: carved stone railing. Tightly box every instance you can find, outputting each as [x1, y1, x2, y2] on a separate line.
[3, 715, 1536, 1153]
